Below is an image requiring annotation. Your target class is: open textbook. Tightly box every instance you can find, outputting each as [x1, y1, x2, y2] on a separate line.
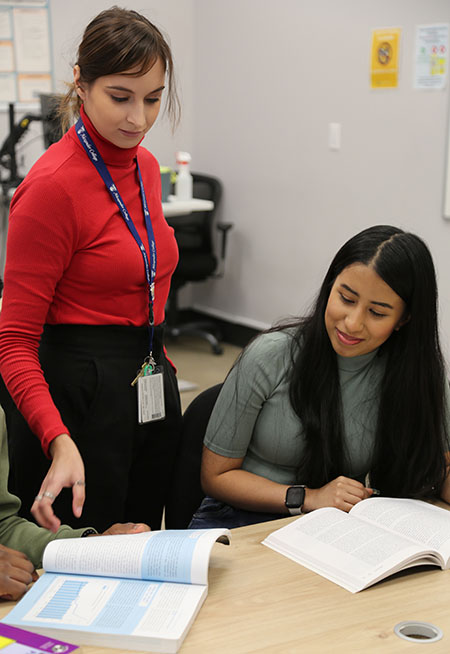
[262, 497, 450, 593]
[3, 528, 230, 653]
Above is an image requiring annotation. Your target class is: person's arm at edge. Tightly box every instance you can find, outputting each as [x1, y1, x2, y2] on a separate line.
[0, 517, 150, 571]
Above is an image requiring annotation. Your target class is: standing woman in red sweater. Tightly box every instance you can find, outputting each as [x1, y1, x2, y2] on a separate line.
[0, 7, 182, 533]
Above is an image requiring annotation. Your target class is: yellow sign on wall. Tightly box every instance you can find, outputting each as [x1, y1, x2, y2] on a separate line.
[371, 28, 401, 88]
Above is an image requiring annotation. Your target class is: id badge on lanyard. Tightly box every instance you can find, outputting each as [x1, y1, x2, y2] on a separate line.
[137, 366, 166, 423]
[131, 359, 165, 424]
[75, 117, 165, 423]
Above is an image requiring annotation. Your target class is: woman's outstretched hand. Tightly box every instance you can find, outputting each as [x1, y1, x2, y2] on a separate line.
[31, 434, 85, 533]
[303, 476, 373, 513]
[101, 523, 150, 536]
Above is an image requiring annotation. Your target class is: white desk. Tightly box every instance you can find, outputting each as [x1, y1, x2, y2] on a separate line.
[162, 196, 214, 217]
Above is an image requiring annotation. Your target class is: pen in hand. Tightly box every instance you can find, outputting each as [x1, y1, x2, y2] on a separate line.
[364, 473, 381, 496]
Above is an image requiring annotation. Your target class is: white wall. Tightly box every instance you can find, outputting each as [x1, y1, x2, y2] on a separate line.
[190, 0, 450, 356]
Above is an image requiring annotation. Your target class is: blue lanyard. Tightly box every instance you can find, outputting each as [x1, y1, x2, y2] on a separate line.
[75, 117, 156, 357]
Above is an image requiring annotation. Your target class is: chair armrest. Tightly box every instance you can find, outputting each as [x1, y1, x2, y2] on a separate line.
[216, 222, 233, 260]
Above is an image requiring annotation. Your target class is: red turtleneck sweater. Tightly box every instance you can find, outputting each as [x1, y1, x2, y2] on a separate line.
[0, 107, 178, 455]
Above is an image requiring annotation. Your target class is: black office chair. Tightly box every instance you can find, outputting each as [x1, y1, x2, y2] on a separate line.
[164, 383, 223, 529]
[165, 173, 232, 355]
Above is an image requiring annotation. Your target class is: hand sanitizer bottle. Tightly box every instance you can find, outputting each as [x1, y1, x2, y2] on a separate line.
[175, 151, 193, 200]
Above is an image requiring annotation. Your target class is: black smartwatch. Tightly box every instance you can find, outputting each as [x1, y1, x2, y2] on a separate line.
[285, 485, 306, 515]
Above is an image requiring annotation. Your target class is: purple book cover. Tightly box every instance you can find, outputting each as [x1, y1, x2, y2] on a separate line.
[0, 622, 79, 652]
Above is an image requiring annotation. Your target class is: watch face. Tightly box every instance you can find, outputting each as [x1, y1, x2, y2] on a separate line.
[286, 486, 305, 509]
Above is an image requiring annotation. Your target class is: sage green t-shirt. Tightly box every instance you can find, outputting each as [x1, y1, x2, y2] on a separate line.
[204, 330, 385, 485]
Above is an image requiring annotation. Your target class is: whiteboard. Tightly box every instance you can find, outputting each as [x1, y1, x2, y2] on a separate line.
[0, 1, 53, 107]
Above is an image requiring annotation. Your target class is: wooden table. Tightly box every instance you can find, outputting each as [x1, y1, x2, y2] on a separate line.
[2, 516, 450, 653]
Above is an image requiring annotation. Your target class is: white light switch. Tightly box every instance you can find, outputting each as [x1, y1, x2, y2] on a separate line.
[328, 122, 341, 150]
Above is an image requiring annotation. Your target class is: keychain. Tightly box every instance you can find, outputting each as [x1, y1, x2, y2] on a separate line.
[131, 356, 154, 386]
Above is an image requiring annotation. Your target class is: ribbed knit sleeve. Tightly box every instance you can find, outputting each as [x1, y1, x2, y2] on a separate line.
[0, 172, 79, 454]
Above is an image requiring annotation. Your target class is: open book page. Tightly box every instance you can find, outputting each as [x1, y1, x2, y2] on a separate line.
[262, 508, 438, 593]
[349, 498, 450, 563]
[43, 528, 230, 585]
[3, 571, 207, 647]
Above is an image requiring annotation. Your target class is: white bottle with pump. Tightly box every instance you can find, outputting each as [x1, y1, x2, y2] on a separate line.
[175, 151, 193, 200]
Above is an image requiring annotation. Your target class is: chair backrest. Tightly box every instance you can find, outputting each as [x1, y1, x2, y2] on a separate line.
[164, 383, 223, 529]
[169, 173, 222, 256]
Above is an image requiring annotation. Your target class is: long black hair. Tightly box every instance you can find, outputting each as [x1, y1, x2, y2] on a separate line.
[288, 225, 448, 497]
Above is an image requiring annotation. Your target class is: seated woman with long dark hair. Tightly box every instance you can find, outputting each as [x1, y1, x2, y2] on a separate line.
[189, 225, 450, 529]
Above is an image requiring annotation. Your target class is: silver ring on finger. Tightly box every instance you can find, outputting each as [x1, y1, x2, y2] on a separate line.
[43, 490, 56, 500]
[35, 494, 44, 502]
[74, 480, 86, 487]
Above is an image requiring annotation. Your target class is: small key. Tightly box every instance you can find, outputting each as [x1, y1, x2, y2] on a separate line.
[131, 355, 156, 387]
[131, 362, 148, 387]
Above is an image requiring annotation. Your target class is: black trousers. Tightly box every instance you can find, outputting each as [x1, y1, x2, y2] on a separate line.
[0, 324, 182, 533]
